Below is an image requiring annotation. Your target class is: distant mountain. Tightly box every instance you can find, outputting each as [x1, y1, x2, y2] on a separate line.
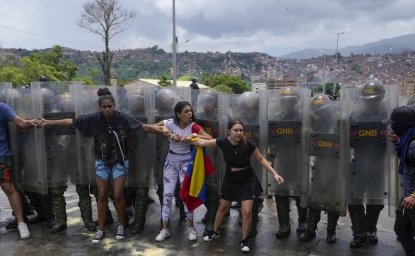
[281, 34, 415, 59]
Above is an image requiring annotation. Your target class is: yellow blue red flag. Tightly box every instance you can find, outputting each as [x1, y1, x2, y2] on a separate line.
[180, 144, 214, 213]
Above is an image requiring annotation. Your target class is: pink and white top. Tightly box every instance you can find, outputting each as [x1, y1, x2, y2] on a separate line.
[164, 118, 202, 161]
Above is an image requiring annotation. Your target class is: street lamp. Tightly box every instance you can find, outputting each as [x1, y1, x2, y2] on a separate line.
[334, 31, 345, 97]
[335, 32, 345, 65]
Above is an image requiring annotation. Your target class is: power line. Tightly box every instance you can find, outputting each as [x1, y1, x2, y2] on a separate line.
[0, 24, 101, 49]
[272, 0, 338, 34]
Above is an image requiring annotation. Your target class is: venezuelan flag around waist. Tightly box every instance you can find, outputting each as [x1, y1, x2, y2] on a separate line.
[180, 143, 214, 213]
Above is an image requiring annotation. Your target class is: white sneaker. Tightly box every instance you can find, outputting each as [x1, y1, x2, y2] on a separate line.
[115, 223, 126, 240]
[155, 229, 171, 242]
[188, 227, 198, 241]
[17, 223, 30, 239]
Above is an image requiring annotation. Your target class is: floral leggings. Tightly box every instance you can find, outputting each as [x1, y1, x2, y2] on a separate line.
[161, 158, 193, 222]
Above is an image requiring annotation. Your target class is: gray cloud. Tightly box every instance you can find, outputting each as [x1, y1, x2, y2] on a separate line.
[0, 0, 414, 56]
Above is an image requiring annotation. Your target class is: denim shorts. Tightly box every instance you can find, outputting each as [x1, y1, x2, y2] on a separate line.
[95, 160, 129, 180]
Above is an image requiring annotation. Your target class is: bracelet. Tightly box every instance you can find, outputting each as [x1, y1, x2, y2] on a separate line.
[411, 193, 415, 199]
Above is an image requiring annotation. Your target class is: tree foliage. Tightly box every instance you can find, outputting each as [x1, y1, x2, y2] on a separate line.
[0, 45, 78, 86]
[77, 0, 136, 85]
[213, 84, 233, 94]
[200, 73, 250, 93]
[158, 76, 172, 87]
[312, 82, 341, 99]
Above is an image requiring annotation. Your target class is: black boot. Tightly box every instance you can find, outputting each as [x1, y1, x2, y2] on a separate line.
[76, 185, 96, 232]
[365, 204, 383, 245]
[326, 229, 337, 244]
[130, 188, 149, 234]
[348, 204, 367, 249]
[275, 196, 291, 238]
[50, 187, 67, 234]
[294, 197, 308, 233]
[326, 212, 339, 244]
[350, 235, 367, 248]
[51, 222, 67, 233]
[300, 208, 320, 242]
[367, 231, 378, 244]
[21, 192, 35, 216]
[130, 221, 144, 234]
[300, 230, 316, 241]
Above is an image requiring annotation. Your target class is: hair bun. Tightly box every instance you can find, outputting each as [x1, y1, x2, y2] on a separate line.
[97, 87, 112, 97]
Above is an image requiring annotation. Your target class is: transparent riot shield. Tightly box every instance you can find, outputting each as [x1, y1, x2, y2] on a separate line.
[262, 87, 311, 197]
[194, 89, 222, 194]
[35, 81, 77, 189]
[14, 84, 48, 194]
[304, 95, 348, 215]
[344, 84, 398, 216]
[118, 86, 153, 189]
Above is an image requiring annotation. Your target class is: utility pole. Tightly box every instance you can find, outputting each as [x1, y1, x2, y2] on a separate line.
[335, 32, 345, 65]
[172, 0, 177, 87]
[334, 32, 345, 97]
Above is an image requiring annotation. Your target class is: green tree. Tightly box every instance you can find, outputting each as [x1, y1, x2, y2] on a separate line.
[211, 74, 251, 93]
[28, 45, 78, 80]
[312, 82, 340, 99]
[213, 84, 232, 94]
[352, 63, 361, 74]
[158, 76, 172, 87]
[0, 46, 78, 86]
[77, 0, 136, 85]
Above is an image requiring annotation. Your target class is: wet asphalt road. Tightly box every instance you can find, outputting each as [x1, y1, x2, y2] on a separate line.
[0, 185, 405, 256]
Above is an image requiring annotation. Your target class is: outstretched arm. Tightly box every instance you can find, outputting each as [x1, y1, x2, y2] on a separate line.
[182, 134, 217, 148]
[196, 128, 213, 140]
[11, 116, 36, 129]
[141, 123, 170, 135]
[36, 118, 74, 127]
[252, 148, 284, 184]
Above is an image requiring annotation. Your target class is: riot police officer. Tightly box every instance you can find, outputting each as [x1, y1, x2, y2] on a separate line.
[118, 87, 151, 234]
[194, 89, 221, 239]
[300, 94, 341, 243]
[42, 86, 75, 233]
[268, 87, 308, 237]
[348, 80, 387, 248]
[57, 91, 97, 232]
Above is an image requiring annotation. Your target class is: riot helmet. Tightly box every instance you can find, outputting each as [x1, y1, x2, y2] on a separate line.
[279, 86, 299, 113]
[359, 80, 385, 114]
[310, 94, 334, 120]
[39, 75, 48, 82]
[155, 88, 177, 115]
[57, 92, 74, 112]
[0, 88, 20, 104]
[41, 87, 56, 112]
[126, 89, 145, 116]
[237, 91, 259, 123]
[197, 89, 218, 115]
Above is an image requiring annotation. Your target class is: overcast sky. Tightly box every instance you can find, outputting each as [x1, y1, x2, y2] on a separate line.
[1, 0, 414, 57]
